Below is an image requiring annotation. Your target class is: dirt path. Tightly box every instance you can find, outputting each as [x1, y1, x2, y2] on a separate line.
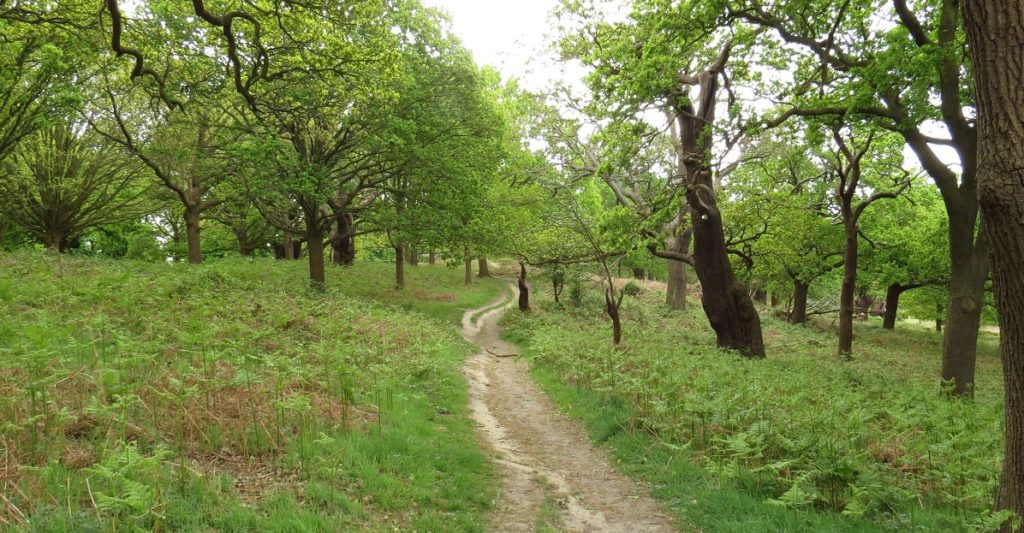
[462, 287, 678, 532]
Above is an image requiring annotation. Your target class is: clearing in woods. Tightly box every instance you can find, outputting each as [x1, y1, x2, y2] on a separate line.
[462, 286, 678, 532]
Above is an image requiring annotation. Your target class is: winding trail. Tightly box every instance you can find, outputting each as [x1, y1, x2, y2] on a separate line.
[462, 286, 678, 532]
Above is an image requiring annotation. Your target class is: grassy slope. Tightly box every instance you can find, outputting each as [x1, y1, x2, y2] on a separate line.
[501, 278, 1005, 532]
[0, 252, 505, 532]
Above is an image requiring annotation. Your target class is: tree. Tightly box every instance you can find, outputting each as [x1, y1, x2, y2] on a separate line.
[560, 1, 765, 357]
[724, 0, 986, 394]
[814, 124, 910, 354]
[961, 0, 1024, 524]
[0, 123, 149, 250]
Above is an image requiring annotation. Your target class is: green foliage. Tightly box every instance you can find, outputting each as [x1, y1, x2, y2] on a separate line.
[0, 252, 503, 531]
[503, 281, 1004, 531]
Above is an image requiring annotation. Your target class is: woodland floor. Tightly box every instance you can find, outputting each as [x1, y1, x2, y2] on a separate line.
[462, 285, 678, 532]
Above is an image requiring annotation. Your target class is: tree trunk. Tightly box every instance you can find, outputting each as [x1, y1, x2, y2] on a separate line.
[605, 289, 622, 345]
[406, 245, 418, 266]
[477, 256, 491, 277]
[632, 268, 644, 280]
[428, 249, 437, 265]
[464, 247, 473, 286]
[395, 243, 405, 289]
[306, 230, 326, 290]
[184, 206, 202, 264]
[283, 235, 296, 260]
[43, 230, 63, 252]
[790, 279, 809, 325]
[882, 283, 902, 330]
[331, 213, 356, 266]
[665, 225, 691, 310]
[940, 209, 988, 396]
[838, 224, 857, 355]
[963, 4, 1024, 524]
[517, 262, 530, 312]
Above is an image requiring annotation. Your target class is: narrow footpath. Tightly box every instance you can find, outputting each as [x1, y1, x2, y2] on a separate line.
[462, 287, 678, 532]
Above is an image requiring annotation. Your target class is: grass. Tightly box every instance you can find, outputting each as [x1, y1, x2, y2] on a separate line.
[0, 251, 505, 532]
[501, 276, 1007, 532]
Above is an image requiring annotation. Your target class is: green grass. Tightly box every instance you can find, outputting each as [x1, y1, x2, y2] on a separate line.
[0, 251, 505, 532]
[502, 277, 1007, 532]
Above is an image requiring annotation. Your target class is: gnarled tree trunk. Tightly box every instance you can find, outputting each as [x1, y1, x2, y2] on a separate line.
[517, 262, 530, 312]
[478, 256, 490, 277]
[331, 213, 356, 266]
[963, 3, 1024, 524]
[669, 45, 765, 358]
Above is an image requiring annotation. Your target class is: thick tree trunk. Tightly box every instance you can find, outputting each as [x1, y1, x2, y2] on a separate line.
[184, 206, 203, 264]
[517, 262, 530, 312]
[687, 201, 765, 357]
[838, 225, 857, 355]
[477, 256, 490, 277]
[331, 213, 356, 266]
[43, 230, 63, 252]
[428, 249, 437, 265]
[963, 4, 1024, 524]
[406, 245, 418, 266]
[665, 212, 693, 310]
[940, 209, 988, 396]
[283, 235, 296, 260]
[306, 230, 326, 290]
[790, 279, 809, 325]
[395, 243, 405, 289]
[669, 54, 764, 358]
[665, 259, 688, 309]
[882, 283, 902, 330]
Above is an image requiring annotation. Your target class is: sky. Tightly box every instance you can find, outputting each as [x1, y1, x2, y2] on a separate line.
[419, 0, 959, 176]
[420, 0, 569, 92]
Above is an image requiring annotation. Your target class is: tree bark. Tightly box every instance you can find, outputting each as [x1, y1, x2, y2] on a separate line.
[406, 245, 418, 266]
[882, 283, 903, 330]
[306, 230, 326, 290]
[464, 247, 473, 286]
[395, 243, 405, 289]
[790, 279, 809, 325]
[632, 268, 645, 280]
[517, 262, 530, 312]
[184, 206, 203, 264]
[838, 224, 857, 355]
[940, 209, 988, 396]
[477, 256, 490, 277]
[669, 48, 765, 358]
[605, 289, 622, 345]
[428, 249, 437, 265]
[665, 226, 691, 310]
[331, 213, 356, 266]
[963, 3, 1024, 524]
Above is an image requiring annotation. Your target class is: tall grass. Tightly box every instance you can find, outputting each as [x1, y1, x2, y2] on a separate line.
[502, 278, 1006, 532]
[0, 252, 504, 531]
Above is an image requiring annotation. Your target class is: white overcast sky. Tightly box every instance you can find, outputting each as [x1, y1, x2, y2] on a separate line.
[421, 0, 570, 92]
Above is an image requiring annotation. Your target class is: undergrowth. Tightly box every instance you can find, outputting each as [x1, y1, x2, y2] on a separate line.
[502, 277, 1007, 532]
[0, 251, 504, 532]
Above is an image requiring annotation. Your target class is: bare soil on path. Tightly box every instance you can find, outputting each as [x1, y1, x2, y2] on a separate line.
[462, 286, 678, 532]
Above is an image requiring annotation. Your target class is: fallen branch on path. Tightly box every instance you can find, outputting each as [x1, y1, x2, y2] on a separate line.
[486, 348, 517, 358]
